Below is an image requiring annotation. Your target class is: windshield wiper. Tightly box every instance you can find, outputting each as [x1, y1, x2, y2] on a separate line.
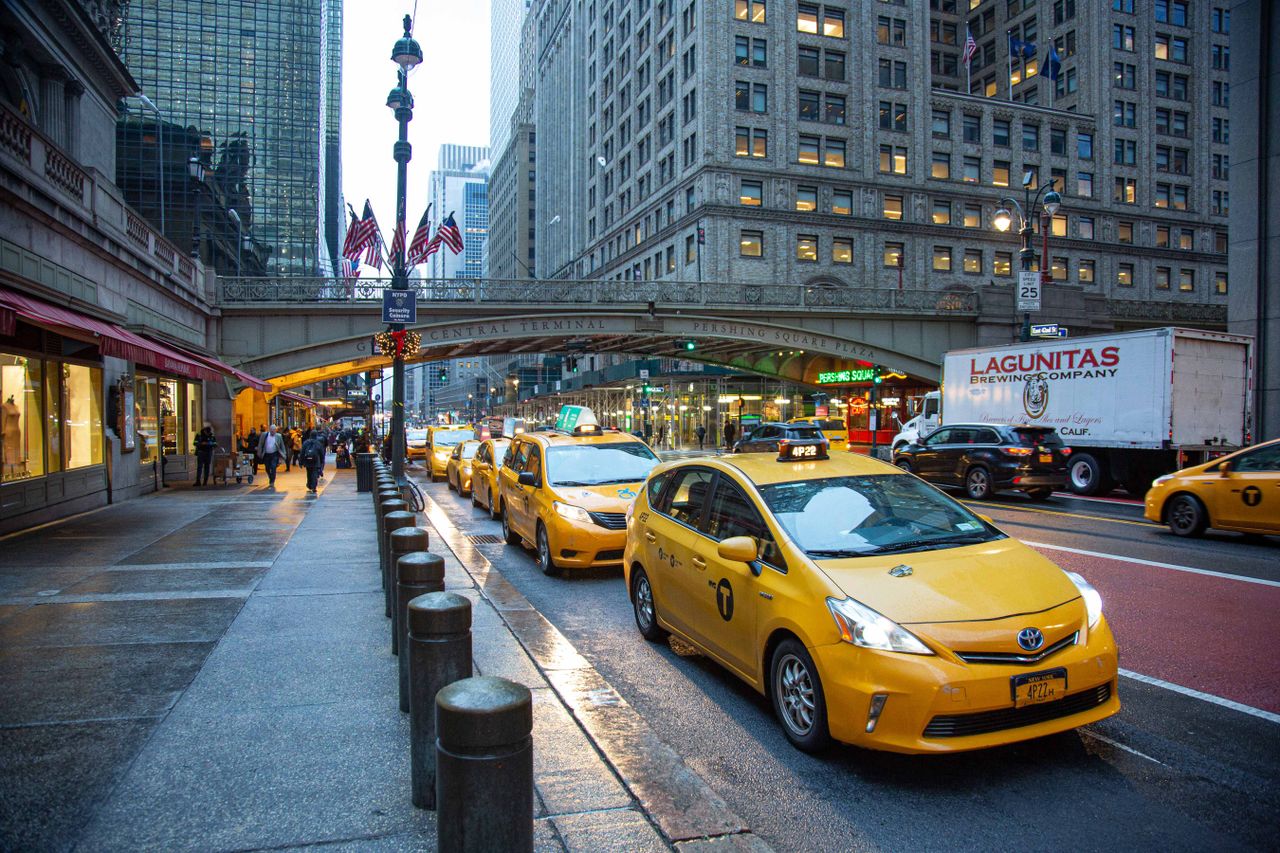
[808, 534, 997, 559]
[805, 548, 878, 558]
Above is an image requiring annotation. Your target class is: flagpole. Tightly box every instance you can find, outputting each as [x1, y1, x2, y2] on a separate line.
[1007, 31, 1014, 102]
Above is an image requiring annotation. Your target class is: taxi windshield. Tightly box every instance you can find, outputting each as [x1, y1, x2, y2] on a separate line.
[546, 442, 660, 487]
[431, 429, 472, 447]
[459, 442, 480, 459]
[407, 429, 428, 441]
[759, 474, 1002, 557]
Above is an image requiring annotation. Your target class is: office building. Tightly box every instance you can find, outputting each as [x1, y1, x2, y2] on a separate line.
[425, 144, 490, 280]
[118, 0, 343, 276]
[489, 6, 539, 281]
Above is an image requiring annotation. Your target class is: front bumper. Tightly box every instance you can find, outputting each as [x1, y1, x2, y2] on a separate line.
[546, 515, 628, 568]
[812, 617, 1119, 753]
[406, 445, 428, 460]
[1143, 486, 1170, 523]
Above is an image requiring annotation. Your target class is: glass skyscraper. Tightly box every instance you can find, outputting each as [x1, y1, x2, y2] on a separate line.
[118, 0, 341, 276]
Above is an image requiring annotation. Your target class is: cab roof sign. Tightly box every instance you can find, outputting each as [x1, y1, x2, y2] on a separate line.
[555, 405, 601, 434]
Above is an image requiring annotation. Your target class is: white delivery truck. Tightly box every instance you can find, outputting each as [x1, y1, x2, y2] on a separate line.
[932, 328, 1253, 496]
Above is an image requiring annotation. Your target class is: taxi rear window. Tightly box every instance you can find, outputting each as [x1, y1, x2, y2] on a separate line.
[817, 420, 845, 431]
[785, 427, 823, 440]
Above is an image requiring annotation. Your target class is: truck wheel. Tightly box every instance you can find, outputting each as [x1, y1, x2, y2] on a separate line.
[965, 466, 994, 500]
[1166, 494, 1208, 537]
[1068, 453, 1110, 496]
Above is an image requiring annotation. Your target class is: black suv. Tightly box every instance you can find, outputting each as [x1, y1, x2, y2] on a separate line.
[893, 423, 1069, 500]
[733, 422, 827, 454]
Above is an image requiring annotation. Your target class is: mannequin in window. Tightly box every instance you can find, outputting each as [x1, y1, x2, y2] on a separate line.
[3, 394, 22, 476]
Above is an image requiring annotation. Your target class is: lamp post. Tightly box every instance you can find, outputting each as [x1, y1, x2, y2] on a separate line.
[187, 156, 206, 260]
[386, 14, 423, 482]
[994, 176, 1061, 342]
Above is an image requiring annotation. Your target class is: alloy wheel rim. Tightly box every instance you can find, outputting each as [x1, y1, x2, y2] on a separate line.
[635, 576, 654, 629]
[538, 528, 550, 570]
[1170, 498, 1195, 530]
[776, 654, 815, 735]
[1071, 461, 1092, 489]
[968, 470, 988, 496]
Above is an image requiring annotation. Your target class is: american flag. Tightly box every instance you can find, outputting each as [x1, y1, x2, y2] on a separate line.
[962, 28, 978, 67]
[389, 217, 406, 260]
[437, 213, 464, 255]
[362, 202, 385, 271]
[340, 257, 360, 280]
[406, 205, 433, 265]
[340, 207, 364, 259]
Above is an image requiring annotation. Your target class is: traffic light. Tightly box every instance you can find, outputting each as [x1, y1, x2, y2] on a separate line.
[873, 371, 883, 384]
[674, 339, 696, 352]
[438, 368, 448, 382]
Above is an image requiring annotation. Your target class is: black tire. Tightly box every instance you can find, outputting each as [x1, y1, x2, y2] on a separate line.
[1166, 493, 1208, 537]
[1026, 487, 1054, 501]
[1068, 453, 1110, 496]
[965, 466, 994, 500]
[770, 638, 832, 753]
[488, 488, 500, 520]
[630, 567, 668, 642]
[895, 458, 913, 473]
[501, 503, 522, 545]
[536, 523, 562, 577]
[471, 487, 481, 509]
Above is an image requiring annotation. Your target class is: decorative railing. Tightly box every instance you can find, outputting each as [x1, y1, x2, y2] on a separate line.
[1109, 299, 1228, 324]
[125, 211, 150, 248]
[215, 276, 982, 315]
[0, 107, 32, 163]
[44, 147, 86, 201]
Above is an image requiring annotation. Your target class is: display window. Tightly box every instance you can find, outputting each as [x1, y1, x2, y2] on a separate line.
[44, 362, 62, 473]
[186, 381, 203, 455]
[65, 364, 103, 469]
[1, 353, 45, 482]
[159, 378, 179, 456]
[135, 375, 159, 465]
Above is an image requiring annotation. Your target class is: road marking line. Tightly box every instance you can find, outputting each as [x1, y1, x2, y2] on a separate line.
[1023, 541, 1280, 588]
[965, 500, 1158, 528]
[1052, 492, 1143, 506]
[1082, 730, 1167, 766]
[1119, 669, 1280, 725]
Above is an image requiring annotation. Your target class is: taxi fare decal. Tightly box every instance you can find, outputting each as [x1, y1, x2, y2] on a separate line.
[658, 547, 682, 570]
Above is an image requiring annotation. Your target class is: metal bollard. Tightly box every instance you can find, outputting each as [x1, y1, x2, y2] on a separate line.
[407, 591, 471, 809]
[397, 551, 447, 713]
[436, 676, 533, 852]
[375, 487, 401, 564]
[381, 508, 414, 621]
[388, 526, 429, 656]
[378, 497, 409, 607]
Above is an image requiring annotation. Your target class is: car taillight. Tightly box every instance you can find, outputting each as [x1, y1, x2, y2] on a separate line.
[1004, 447, 1034, 456]
[1061, 447, 1072, 456]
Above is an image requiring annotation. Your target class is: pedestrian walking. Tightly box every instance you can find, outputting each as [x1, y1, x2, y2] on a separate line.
[300, 428, 326, 493]
[257, 424, 284, 487]
[657, 423, 667, 449]
[723, 417, 736, 450]
[193, 425, 217, 486]
[244, 427, 259, 474]
[695, 423, 707, 449]
[280, 428, 294, 472]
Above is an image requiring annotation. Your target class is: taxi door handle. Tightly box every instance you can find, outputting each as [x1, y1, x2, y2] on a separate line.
[691, 556, 707, 570]
[644, 531, 657, 543]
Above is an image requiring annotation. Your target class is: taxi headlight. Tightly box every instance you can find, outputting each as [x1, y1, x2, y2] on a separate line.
[554, 501, 592, 524]
[434, 449, 450, 460]
[1064, 572, 1102, 628]
[826, 597, 933, 655]
[1151, 473, 1174, 488]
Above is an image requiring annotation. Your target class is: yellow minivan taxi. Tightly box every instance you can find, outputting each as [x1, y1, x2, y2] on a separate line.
[425, 426, 474, 481]
[496, 412, 661, 576]
[446, 439, 481, 496]
[1145, 437, 1280, 537]
[470, 437, 511, 518]
[789, 416, 848, 450]
[623, 440, 1118, 754]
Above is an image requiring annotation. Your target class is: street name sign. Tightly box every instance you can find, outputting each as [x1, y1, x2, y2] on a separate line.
[1017, 271, 1041, 312]
[1031, 324, 1069, 338]
[381, 290, 417, 325]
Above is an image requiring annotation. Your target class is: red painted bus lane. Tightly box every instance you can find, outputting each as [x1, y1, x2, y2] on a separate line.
[1029, 546, 1280, 715]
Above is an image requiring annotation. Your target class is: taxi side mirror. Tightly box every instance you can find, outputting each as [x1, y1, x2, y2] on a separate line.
[517, 470, 538, 487]
[718, 536, 758, 564]
[1218, 459, 1232, 475]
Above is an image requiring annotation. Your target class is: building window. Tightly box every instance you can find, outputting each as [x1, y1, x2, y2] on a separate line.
[1050, 214, 1067, 237]
[1117, 263, 1134, 287]
[1078, 132, 1094, 160]
[1113, 24, 1135, 50]
[1114, 177, 1136, 204]
[877, 16, 907, 45]
[1051, 256, 1068, 281]
[796, 185, 817, 211]
[1213, 190, 1229, 215]
[1114, 101, 1137, 127]
[798, 4, 844, 37]
[931, 152, 950, 179]
[1118, 221, 1133, 243]
[879, 101, 908, 131]
[797, 234, 818, 261]
[992, 119, 1010, 147]
[832, 238, 853, 264]
[739, 230, 763, 257]
[735, 126, 768, 158]
[740, 180, 763, 206]
[962, 113, 980, 143]
[1179, 269, 1195, 292]
[963, 203, 981, 228]
[962, 156, 981, 184]
[1214, 271, 1228, 294]
[883, 241, 904, 268]
[992, 160, 1010, 187]
[798, 134, 820, 164]
[823, 137, 845, 167]
[736, 36, 768, 67]
[1178, 228, 1194, 250]
[932, 200, 951, 225]
[1114, 138, 1136, 165]
[932, 110, 951, 139]
[735, 0, 766, 23]
[994, 252, 1012, 277]
[1022, 123, 1039, 152]
[883, 194, 903, 220]
[879, 145, 907, 174]
[963, 249, 982, 274]
[1155, 266, 1171, 289]
[1050, 128, 1067, 156]
[1077, 171, 1093, 198]
[1114, 63, 1136, 89]
[878, 58, 908, 88]
[932, 246, 952, 272]
[1078, 217, 1094, 240]
[735, 81, 768, 112]
[1215, 232, 1228, 253]
[1078, 259, 1095, 283]
[832, 189, 852, 215]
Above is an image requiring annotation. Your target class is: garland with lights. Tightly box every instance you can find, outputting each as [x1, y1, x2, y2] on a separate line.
[376, 329, 421, 358]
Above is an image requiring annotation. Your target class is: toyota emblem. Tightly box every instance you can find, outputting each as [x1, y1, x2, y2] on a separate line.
[1017, 628, 1045, 651]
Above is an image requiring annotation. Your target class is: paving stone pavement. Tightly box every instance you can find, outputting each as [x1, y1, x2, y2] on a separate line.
[0, 461, 768, 852]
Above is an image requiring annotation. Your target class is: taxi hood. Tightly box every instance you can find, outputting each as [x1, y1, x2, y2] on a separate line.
[555, 482, 644, 510]
[814, 537, 1080, 624]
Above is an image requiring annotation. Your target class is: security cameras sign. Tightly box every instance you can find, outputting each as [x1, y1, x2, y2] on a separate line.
[382, 290, 417, 325]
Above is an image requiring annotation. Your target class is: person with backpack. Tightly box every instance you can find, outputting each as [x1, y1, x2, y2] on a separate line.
[300, 428, 326, 493]
[193, 425, 217, 486]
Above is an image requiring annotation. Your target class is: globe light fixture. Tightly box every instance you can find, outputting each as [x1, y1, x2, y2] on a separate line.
[1043, 190, 1062, 217]
[390, 15, 423, 71]
[993, 207, 1013, 232]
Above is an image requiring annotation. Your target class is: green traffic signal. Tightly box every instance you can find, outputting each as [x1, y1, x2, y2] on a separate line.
[684, 340, 696, 351]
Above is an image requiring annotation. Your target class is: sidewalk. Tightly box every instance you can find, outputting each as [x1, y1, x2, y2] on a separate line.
[0, 461, 765, 851]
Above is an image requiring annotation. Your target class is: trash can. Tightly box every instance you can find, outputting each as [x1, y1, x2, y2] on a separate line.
[356, 452, 376, 492]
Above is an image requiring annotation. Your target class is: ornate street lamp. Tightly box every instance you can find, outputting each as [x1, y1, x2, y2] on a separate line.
[387, 14, 421, 482]
[993, 175, 1062, 342]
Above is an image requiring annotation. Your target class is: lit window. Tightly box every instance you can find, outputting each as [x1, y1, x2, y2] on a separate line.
[832, 238, 853, 264]
[1078, 259, 1095, 283]
[963, 249, 982, 274]
[740, 180, 762, 206]
[931, 152, 950, 179]
[883, 241, 904, 268]
[994, 252, 1012, 276]
[796, 185, 817, 212]
[932, 246, 952, 272]
[932, 200, 951, 225]
[740, 230, 763, 257]
[1117, 263, 1134, 286]
[797, 234, 818, 261]
[883, 195, 903, 220]
[832, 189, 852, 215]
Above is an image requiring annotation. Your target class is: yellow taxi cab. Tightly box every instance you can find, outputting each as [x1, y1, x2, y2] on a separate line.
[789, 416, 848, 451]
[623, 439, 1118, 754]
[446, 439, 482, 496]
[406, 427, 429, 460]
[497, 406, 661, 576]
[1144, 437, 1280, 537]
[424, 425, 475, 481]
[470, 437, 511, 518]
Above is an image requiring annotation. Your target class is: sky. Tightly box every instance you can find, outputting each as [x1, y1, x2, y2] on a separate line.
[341, 0, 491, 246]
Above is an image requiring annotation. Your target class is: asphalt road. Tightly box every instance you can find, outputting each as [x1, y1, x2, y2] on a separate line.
[419, 472, 1279, 853]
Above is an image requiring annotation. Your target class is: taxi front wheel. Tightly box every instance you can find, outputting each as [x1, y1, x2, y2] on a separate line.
[630, 568, 668, 643]
[536, 524, 562, 577]
[501, 504, 521, 545]
[1167, 494, 1208, 537]
[770, 639, 832, 753]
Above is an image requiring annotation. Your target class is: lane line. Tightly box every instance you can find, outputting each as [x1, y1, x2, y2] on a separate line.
[965, 500, 1158, 528]
[1119, 669, 1280, 725]
[1023, 540, 1280, 588]
[1052, 492, 1143, 506]
[1081, 730, 1167, 766]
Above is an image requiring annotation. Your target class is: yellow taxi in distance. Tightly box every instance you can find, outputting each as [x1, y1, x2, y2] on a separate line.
[1144, 437, 1280, 537]
[425, 426, 474, 481]
[497, 407, 661, 576]
[446, 439, 482, 496]
[470, 438, 512, 518]
[406, 428, 429, 460]
[789, 416, 848, 451]
[623, 440, 1119, 754]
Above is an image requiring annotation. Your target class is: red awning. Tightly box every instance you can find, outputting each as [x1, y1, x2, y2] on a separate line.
[0, 305, 14, 337]
[0, 287, 221, 382]
[168, 345, 272, 392]
[275, 390, 316, 408]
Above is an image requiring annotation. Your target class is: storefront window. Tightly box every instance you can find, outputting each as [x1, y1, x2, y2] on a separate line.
[1, 354, 45, 482]
[186, 382, 203, 455]
[159, 379, 179, 456]
[65, 364, 103, 469]
[45, 364, 62, 473]
[136, 375, 159, 465]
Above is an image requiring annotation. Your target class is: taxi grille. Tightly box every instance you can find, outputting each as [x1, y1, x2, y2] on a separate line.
[923, 682, 1112, 738]
[954, 632, 1079, 666]
[589, 511, 628, 530]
